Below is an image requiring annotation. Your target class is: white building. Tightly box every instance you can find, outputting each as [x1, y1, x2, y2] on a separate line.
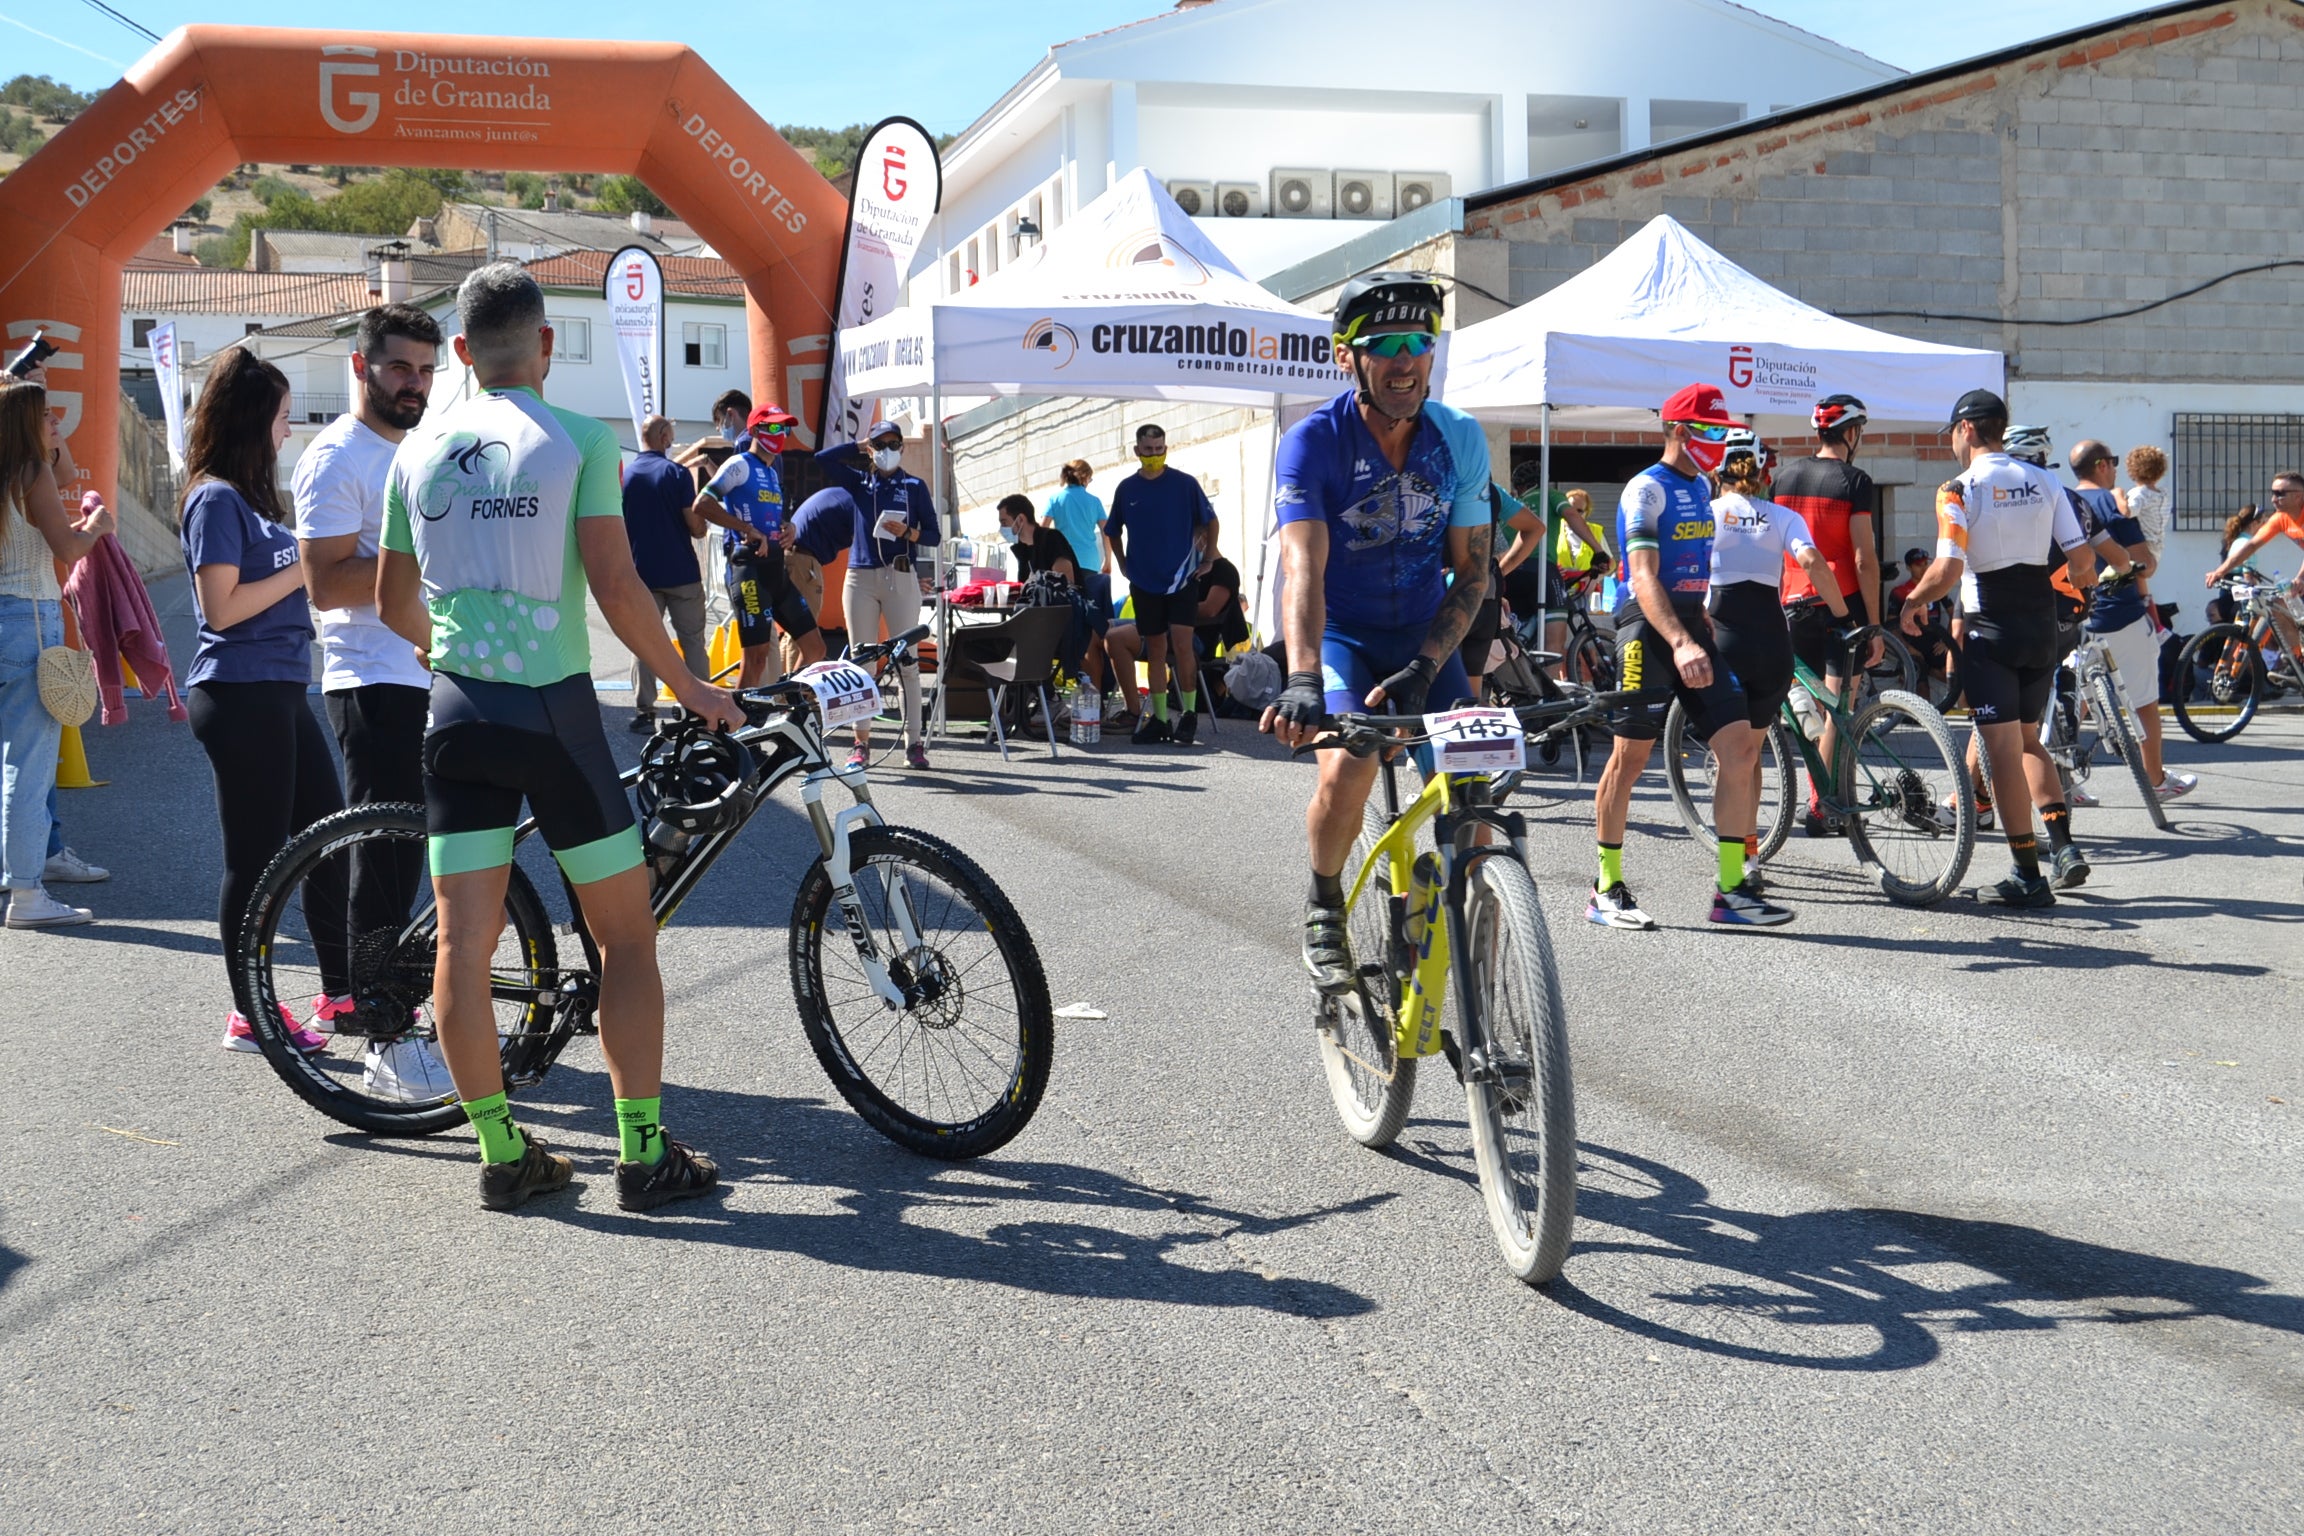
[923, 0, 1899, 294]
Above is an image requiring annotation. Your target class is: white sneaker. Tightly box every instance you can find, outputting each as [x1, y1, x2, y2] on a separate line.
[363, 1037, 457, 1102]
[42, 848, 109, 883]
[5, 885, 92, 928]
[2067, 783, 2100, 808]
[2156, 771, 2199, 801]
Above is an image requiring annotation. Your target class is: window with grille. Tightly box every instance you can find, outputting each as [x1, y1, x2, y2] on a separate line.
[2171, 414, 2304, 531]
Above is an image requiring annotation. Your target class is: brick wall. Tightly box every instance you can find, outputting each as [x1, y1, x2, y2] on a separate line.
[1465, 2, 2304, 385]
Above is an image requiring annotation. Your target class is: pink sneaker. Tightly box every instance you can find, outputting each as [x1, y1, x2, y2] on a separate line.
[221, 1005, 329, 1057]
[311, 994, 356, 1035]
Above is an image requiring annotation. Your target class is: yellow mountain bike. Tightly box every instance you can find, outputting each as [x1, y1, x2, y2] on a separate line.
[1304, 699, 1588, 1285]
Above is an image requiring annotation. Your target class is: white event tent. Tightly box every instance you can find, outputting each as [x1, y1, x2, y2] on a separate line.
[838, 168, 1350, 412]
[1441, 213, 2003, 432]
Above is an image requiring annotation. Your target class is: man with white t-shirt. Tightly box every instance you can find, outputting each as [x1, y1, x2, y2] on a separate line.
[292, 303, 447, 1093]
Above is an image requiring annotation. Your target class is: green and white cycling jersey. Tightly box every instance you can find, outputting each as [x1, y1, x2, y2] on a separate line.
[378, 385, 622, 687]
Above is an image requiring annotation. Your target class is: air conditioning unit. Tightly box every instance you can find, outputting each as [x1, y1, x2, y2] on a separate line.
[1334, 171, 1393, 221]
[1269, 168, 1332, 219]
[1215, 181, 1264, 218]
[1164, 180, 1215, 218]
[1394, 171, 1453, 214]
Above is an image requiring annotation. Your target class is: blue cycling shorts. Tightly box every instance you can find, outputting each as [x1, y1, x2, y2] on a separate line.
[1320, 623, 1473, 717]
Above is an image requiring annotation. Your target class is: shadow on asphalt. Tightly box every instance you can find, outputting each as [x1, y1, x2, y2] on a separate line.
[1540, 1143, 2304, 1371]
[348, 1062, 1385, 1320]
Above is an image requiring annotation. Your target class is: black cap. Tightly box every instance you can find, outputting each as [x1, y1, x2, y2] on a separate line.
[1903, 546, 1928, 564]
[1942, 388, 2007, 432]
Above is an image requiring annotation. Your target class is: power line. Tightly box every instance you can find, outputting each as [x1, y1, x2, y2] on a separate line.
[74, 0, 157, 44]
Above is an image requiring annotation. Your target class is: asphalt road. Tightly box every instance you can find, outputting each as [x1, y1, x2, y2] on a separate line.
[2, 579, 2298, 1533]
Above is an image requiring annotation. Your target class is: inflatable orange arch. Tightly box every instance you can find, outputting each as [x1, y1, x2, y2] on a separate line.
[0, 26, 847, 510]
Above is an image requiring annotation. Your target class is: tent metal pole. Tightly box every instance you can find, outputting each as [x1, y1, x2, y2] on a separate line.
[928, 379, 950, 742]
[1537, 403, 1553, 645]
[1251, 390, 1282, 646]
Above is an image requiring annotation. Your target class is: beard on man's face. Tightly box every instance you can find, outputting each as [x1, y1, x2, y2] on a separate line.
[366, 375, 427, 432]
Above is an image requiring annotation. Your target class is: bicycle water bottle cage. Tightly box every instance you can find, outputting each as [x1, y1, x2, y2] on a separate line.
[636, 722, 756, 838]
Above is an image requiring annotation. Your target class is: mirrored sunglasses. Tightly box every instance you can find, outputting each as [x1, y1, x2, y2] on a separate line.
[1676, 422, 1735, 442]
[1351, 331, 1437, 359]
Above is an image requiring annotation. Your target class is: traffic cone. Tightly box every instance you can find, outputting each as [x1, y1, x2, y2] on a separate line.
[56, 725, 106, 788]
[706, 618, 743, 683]
[119, 656, 142, 697]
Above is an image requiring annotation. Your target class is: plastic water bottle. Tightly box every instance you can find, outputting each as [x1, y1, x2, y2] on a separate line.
[1069, 683, 1101, 746]
[1790, 689, 1824, 741]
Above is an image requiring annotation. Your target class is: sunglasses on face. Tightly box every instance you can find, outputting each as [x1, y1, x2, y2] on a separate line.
[1676, 422, 1735, 442]
[1350, 331, 1437, 359]
[2272, 485, 2304, 498]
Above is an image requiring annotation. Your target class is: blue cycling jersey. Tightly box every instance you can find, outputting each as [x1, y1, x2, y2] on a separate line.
[1616, 462, 1715, 600]
[704, 450, 784, 556]
[1273, 390, 1491, 632]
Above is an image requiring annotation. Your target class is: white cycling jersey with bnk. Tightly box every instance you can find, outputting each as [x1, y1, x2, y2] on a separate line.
[1935, 451, 2088, 613]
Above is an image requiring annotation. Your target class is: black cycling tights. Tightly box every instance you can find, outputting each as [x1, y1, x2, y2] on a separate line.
[187, 681, 349, 997]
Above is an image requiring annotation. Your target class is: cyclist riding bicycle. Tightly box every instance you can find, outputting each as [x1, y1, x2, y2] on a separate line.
[1587, 383, 1780, 930]
[1773, 393, 1883, 837]
[1258, 270, 1494, 992]
[2205, 470, 2304, 659]
[377, 264, 744, 1211]
[1707, 426, 1855, 884]
[1898, 391, 2096, 908]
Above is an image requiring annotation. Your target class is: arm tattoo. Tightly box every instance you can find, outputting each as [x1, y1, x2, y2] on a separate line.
[1423, 523, 1493, 657]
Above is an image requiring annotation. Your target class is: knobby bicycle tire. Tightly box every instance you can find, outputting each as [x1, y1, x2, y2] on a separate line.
[1662, 700, 1796, 864]
[2171, 624, 2263, 744]
[1569, 632, 1616, 694]
[2089, 665, 2172, 830]
[790, 824, 1053, 1160]
[1459, 853, 1577, 1285]
[235, 802, 561, 1137]
[1839, 690, 1973, 906]
[1322, 805, 1416, 1148]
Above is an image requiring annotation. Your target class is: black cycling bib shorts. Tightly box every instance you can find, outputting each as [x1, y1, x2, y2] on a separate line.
[727, 545, 819, 650]
[423, 671, 642, 884]
[1961, 565, 2060, 727]
[1707, 581, 1795, 730]
[1610, 598, 1750, 743]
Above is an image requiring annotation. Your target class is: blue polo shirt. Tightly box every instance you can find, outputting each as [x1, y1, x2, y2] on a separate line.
[181, 480, 314, 687]
[814, 443, 941, 569]
[620, 450, 699, 589]
[1108, 468, 1215, 596]
[791, 486, 861, 565]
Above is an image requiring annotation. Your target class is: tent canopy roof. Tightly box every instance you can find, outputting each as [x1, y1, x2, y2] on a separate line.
[1439, 214, 2003, 429]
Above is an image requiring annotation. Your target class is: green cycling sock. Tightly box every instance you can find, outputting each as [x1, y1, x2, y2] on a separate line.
[1152, 693, 1170, 722]
[1178, 689, 1197, 714]
[1597, 841, 1624, 890]
[1718, 836, 1747, 892]
[615, 1096, 667, 1165]
[464, 1091, 527, 1165]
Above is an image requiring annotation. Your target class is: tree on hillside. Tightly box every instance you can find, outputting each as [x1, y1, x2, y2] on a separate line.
[503, 171, 546, 210]
[0, 75, 92, 121]
[777, 124, 960, 182]
[201, 168, 452, 267]
[0, 107, 45, 156]
[595, 175, 669, 218]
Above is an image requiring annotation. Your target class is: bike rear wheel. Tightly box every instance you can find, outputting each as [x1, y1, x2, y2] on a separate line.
[2089, 664, 2172, 830]
[235, 803, 563, 1136]
[1459, 854, 1576, 1285]
[791, 824, 1053, 1160]
[2171, 624, 2263, 744]
[1839, 691, 1973, 906]
[1662, 700, 1796, 864]
[1321, 807, 1416, 1148]
[1567, 631, 1616, 693]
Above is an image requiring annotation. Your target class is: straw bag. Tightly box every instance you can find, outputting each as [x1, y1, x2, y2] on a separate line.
[36, 644, 96, 726]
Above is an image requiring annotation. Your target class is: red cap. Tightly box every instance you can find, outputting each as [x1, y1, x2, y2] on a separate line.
[746, 403, 799, 434]
[1659, 383, 1738, 427]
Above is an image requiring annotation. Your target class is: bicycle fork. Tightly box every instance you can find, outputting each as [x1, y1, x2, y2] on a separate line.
[801, 773, 929, 1010]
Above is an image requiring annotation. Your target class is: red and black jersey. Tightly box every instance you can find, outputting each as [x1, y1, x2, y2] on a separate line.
[1772, 455, 1878, 612]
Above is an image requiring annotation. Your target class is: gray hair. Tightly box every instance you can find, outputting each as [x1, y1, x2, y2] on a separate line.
[456, 263, 546, 372]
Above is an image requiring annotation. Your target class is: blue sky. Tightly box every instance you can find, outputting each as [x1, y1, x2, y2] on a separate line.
[1, 1, 2136, 135]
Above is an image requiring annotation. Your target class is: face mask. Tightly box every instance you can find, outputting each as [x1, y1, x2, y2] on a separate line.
[1680, 436, 1729, 476]
[871, 447, 903, 472]
[997, 525, 1019, 545]
[1137, 454, 1166, 473]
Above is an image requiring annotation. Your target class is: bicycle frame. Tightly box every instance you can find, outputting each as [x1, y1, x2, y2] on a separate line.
[1347, 752, 1530, 1075]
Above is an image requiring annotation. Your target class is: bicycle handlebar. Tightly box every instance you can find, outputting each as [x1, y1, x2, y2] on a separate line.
[1290, 691, 1639, 758]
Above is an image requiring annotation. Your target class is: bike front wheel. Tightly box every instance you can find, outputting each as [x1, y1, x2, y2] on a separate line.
[1840, 691, 1973, 906]
[235, 803, 563, 1136]
[2171, 624, 2263, 744]
[1662, 700, 1796, 864]
[1459, 853, 1576, 1285]
[1321, 807, 1416, 1148]
[2089, 664, 2172, 830]
[790, 824, 1053, 1160]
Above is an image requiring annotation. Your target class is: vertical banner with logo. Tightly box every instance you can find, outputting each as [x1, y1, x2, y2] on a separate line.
[820, 116, 942, 448]
[150, 322, 187, 475]
[603, 246, 665, 442]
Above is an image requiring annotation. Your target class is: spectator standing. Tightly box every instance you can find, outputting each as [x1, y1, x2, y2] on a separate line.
[1106, 423, 1215, 745]
[1043, 459, 1108, 574]
[817, 420, 940, 770]
[181, 348, 348, 1053]
[789, 484, 859, 654]
[694, 404, 823, 688]
[291, 304, 449, 1086]
[0, 379, 113, 928]
[2124, 444, 2169, 557]
[2073, 438, 2194, 802]
[710, 388, 751, 448]
[618, 414, 708, 730]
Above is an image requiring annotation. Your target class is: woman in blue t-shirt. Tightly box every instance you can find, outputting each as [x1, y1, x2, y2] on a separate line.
[179, 349, 348, 1056]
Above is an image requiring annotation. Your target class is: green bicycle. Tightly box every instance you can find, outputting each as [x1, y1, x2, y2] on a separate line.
[1663, 626, 1976, 905]
[1309, 698, 1592, 1285]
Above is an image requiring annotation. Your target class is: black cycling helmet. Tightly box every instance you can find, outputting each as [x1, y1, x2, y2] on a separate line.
[1812, 394, 1869, 436]
[635, 721, 754, 838]
[1332, 270, 1445, 345]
